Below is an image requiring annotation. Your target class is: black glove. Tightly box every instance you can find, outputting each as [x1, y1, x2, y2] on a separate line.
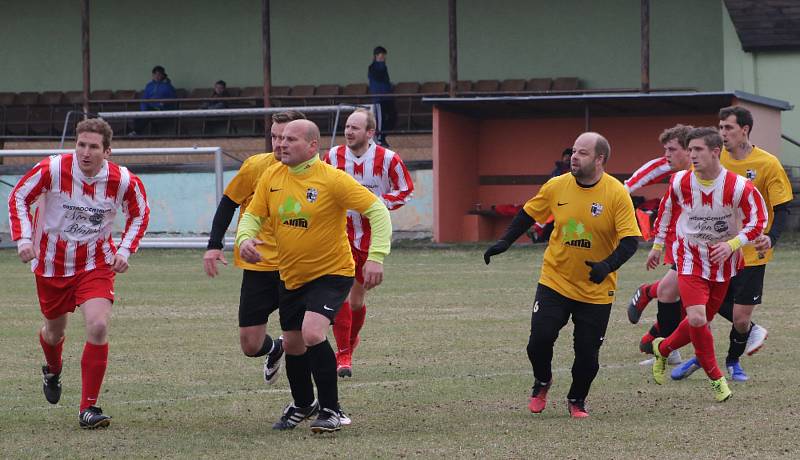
[484, 240, 510, 264]
[585, 260, 611, 284]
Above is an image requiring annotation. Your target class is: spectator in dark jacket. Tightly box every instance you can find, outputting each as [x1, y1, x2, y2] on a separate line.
[551, 148, 573, 178]
[131, 65, 177, 135]
[202, 80, 231, 110]
[368, 46, 396, 147]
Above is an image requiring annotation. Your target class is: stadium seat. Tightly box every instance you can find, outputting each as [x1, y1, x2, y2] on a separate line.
[456, 80, 473, 94]
[526, 78, 553, 92]
[232, 87, 265, 134]
[7, 92, 40, 135]
[499, 79, 526, 93]
[411, 82, 446, 130]
[473, 80, 500, 93]
[420, 81, 448, 94]
[311, 84, 341, 131]
[341, 83, 368, 105]
[30, 91, 63, 135]
[0, 92, 15, 134]
[392, 82, 420, 131]
[552, 77, 580, 91]
[269, 85, 291, 107]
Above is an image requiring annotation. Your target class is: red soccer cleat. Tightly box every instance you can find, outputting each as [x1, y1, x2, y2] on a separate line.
[527, 380, 551, 413]
[567, 399, 589, 419]
[336, 351, 352, 378]
[627, 283, 655, 324]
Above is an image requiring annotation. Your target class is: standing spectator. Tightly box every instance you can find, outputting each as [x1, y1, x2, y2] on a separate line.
[7, 118, 150, 428]
[368, 46, 396, 147]
[484, 132, 640, 418]
[551, 148, 572, 178]
[131, 65, 177, 135]
[202, 80, 231, 110]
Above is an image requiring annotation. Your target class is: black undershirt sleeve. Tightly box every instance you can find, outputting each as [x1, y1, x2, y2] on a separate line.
[207, 195, 240, 250]
[601, 235, 639, 272]
[766, 203, 789, 248]
[497, 208, 536, 244]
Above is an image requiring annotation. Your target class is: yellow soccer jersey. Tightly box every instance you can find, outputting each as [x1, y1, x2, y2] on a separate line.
[247, 159, 378, 289]
[721, 146, 793, 266]
[224, 153, 280, 271]
[523, 173, 641, 304]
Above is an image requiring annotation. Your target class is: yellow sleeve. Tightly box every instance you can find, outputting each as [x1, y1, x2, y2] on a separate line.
[522, 180, 554, 223]
[361, 200, 391, 264]
[765, 159, 794, 206]
[613, 186, 642, 239]
[224, 157, 260, 205]
[235, 212, 264, 247]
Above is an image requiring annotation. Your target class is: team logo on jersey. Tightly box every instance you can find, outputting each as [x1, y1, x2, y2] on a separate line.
[278, 196, 310, 229]
[714, 220, 729, 233]
[89, 212, 104, 226]
[306, 188, 318, 203]
[590, 202, 603, 217]
[562, 218, 593, 249]
[746, 169, 757, 180]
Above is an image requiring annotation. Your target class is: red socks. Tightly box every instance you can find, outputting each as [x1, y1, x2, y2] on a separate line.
[333, 301, 353, 353]
[659, 318, 692, 354]
[80, 342, 109, 411]
[350, 305, 366, 347]
[646, 281, 660, 299]
[39, 331, 64, 375]
[689, 324, 722, 380]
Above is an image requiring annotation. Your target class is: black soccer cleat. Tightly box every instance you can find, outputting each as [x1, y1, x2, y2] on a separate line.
[42, 365, 62, 404]
[263, 337, 284, 385]
[310, 408, 342, 433]
[79, 406, 111, 429]
[272, 400, 319, 430]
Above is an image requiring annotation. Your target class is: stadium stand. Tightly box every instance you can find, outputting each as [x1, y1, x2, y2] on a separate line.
[0, 77, 583, 138]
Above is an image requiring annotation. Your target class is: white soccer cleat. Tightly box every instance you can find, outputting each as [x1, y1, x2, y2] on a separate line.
[745, 324, 768, 356]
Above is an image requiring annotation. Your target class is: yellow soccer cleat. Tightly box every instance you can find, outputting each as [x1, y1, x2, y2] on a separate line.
[710, 376, 732, 402]
[651, 337, 668, 385]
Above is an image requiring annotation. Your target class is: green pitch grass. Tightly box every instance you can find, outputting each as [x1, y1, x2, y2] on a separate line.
[1, 245, 799, 458]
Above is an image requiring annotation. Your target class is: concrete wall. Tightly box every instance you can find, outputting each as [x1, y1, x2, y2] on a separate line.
[0, 169, 433, 237]
[2, 0, 722, 92]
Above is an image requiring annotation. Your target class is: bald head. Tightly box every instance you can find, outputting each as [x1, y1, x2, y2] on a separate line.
[279, 120, 321, 166]
[575, 132, 610, 164]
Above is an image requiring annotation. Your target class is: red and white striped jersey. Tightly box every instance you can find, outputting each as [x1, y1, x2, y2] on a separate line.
[653, 169, 766, 281]
[624, 157, 672, 193]
[324, 142, 413, 251]
[8, 154, 150, 277]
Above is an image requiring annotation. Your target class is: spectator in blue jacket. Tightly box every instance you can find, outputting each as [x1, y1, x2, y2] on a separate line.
[140, 65, 176, 110]
[368, 46, 396, 147]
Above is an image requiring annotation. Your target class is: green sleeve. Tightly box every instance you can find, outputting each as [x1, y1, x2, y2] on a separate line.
[362, 200, 392, 264]
[235, 212, 264, 247]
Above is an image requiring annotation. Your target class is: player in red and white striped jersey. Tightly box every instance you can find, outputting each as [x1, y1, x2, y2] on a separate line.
[7, 118, 149, 428]
[643, 127, 766, 402]
[623, 156, 673, 194]
[323, 108, 413, 377]
[624, 125, 693, 366]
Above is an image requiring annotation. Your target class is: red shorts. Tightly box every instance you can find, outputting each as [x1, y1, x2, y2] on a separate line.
[35, 268, 115, 320]
[350, 245, 368, 285]
[677, 274, 730, 319]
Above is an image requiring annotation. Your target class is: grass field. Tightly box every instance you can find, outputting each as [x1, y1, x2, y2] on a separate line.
[1, 244, 799, 459]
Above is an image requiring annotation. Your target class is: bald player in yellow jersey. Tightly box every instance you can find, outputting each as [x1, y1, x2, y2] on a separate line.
[237, 119, 391, 433]
[484, 132, 640, 418]
[671, 106, 793, 382]
[202, 111, 306, 386]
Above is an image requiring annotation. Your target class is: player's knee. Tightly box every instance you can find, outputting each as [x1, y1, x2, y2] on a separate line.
[686, 313, 707, 328]
[302, 328, 326, 347]
[85, 319, 109, 342]
[528, 331, 557, 350]
[733, 318, 751, 334]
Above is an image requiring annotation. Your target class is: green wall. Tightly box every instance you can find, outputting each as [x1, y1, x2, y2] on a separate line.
[722, 8, 800, 165]
[2, 0, 723, 93]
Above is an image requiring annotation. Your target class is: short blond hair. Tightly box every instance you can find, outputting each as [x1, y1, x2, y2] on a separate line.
[76, 118, 113, 150]
[352, 108, 377, 131]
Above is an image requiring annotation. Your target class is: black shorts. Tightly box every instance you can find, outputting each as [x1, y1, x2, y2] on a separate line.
[279, 275, 354, 331]
[239, 270, 280, 327]
[531, 284, 612, 345]
[724, 265, 766, 306]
